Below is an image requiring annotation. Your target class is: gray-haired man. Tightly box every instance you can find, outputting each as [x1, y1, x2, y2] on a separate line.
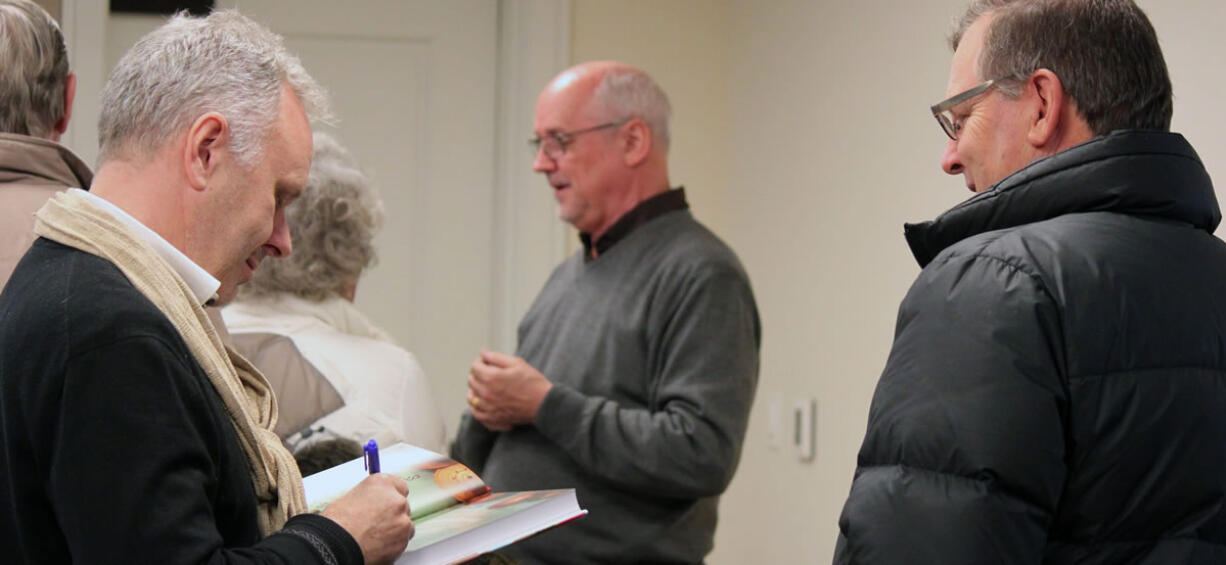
[0, 0, 91, 288]
[837, 1, 1226, 563]
[0, 10, 412, 565]
[453, 61, 760, 564]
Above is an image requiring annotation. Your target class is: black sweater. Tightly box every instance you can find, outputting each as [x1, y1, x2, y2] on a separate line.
[836, 131, 1226, 564]
[0, 239, 361, 564]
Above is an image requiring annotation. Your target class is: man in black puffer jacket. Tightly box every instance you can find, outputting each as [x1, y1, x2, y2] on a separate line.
[835, 1, 1226, 564]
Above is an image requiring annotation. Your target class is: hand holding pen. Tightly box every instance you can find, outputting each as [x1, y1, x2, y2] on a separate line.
[321, 439, 414, 563]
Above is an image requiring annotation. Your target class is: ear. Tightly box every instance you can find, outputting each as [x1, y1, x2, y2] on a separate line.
[1026, 68, 1067, 148]
[183, 112, 229, 192]
[51, 73, 75, 139]
[621, 118, 652, 167]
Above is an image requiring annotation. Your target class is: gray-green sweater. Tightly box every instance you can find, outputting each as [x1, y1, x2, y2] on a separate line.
[453, 207, 760, 564]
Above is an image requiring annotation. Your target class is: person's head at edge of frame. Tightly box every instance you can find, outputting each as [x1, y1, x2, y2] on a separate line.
[93, 9, 328, 305]
[0, 0, 74, 141]
[238, 132, 383, 305]
[935, 0, 1170, 193]
[532, 61, 672, 243]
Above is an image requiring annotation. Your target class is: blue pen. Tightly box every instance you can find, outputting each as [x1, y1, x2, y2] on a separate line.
[363, 439, 380, 474]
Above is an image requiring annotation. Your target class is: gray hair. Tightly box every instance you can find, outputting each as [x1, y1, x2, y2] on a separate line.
[589, 67, 672, 150]
[951, 0, 1171, 134]
[241, 132, 383, 301]
[0, 0, 70, 138]
[98, 9, 329, 168]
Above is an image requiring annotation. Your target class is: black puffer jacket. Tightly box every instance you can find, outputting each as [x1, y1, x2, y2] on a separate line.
[835, 131, 1226, 564]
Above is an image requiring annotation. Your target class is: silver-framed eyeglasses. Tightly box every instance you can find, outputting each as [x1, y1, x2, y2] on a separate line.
[930, 79, 996, 140]
[529, 119, 630, 160]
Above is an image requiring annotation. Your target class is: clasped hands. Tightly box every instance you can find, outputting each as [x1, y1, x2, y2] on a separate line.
[466, 349, 552, 431]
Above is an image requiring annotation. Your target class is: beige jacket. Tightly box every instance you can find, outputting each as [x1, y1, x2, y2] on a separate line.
[0, 133, 92, 288]
[223, 294, 447, 453]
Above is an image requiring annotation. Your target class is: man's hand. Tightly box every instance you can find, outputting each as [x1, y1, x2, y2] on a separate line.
[320, 474, 414, 565]
[467, 349, 553, 431]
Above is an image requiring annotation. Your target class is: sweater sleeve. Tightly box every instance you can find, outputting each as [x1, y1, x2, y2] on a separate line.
[834, 252, 1068, 565]
[534, 262, 760, 498]
[48, 334, 361, 565]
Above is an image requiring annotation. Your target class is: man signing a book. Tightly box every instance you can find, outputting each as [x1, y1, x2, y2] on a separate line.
[0, 10, 413, 565]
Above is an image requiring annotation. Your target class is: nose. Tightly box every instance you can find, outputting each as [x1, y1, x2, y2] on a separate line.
[533, 145, 555, 173]
[264, 210, 292, 258]
[940, 137, 963, 175]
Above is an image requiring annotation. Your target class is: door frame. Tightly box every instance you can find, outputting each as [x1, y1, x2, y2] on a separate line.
[492, 0, 572, 352]
[60, 0, 571, 351]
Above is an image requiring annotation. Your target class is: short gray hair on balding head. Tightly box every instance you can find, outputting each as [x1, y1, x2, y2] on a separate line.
[589, 67, 672, 150]
[240, 132, 383, 302]
[98, 9, 329, 168]
[0, 0, 70, 139]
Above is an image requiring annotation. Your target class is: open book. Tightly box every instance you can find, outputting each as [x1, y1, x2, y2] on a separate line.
[303, 443, 587, 565]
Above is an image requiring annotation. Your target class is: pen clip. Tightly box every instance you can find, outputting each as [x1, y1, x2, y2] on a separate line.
[363, 439, 380, 474]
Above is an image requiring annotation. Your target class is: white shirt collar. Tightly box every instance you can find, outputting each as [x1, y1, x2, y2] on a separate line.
[72, 188, 221, 305]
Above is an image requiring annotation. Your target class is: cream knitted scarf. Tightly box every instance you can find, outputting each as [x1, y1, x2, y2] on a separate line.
[34, 189, 305, 535]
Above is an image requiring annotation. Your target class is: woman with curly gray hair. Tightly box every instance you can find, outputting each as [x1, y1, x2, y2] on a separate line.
[223, 132, 446, 456]
[240, 132, 380, 303]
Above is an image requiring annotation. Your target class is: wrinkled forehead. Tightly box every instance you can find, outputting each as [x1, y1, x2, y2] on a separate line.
[946, 14, 993, 96]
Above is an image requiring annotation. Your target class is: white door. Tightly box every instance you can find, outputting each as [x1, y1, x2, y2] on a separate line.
[224, 0, 498, 439]
[69, 0, 570, 442]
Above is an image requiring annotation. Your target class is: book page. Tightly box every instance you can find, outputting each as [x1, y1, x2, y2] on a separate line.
[303, 443, 490, 520]
[398, 489, 587, 565]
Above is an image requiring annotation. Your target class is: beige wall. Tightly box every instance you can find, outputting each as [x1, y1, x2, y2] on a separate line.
[571, 0, 732, 234]
[1146, 1, 1226, 194]
[88, 1, 1226, 562]
[574, 0, 1226, 562]
[104, 13, 162, 71]
[718, 1, 971, 561]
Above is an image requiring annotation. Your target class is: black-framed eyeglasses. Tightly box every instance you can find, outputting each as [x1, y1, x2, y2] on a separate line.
[930, 79, 996, 140]
[529, 119, 630, 160]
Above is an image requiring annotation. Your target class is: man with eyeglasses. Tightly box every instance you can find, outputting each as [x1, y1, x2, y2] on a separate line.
[451, 61, 760, 564]
[835, 1, 1226, 563]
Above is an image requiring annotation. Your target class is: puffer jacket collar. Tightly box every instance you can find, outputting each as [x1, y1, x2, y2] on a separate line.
[904, 130, 1220, 267]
